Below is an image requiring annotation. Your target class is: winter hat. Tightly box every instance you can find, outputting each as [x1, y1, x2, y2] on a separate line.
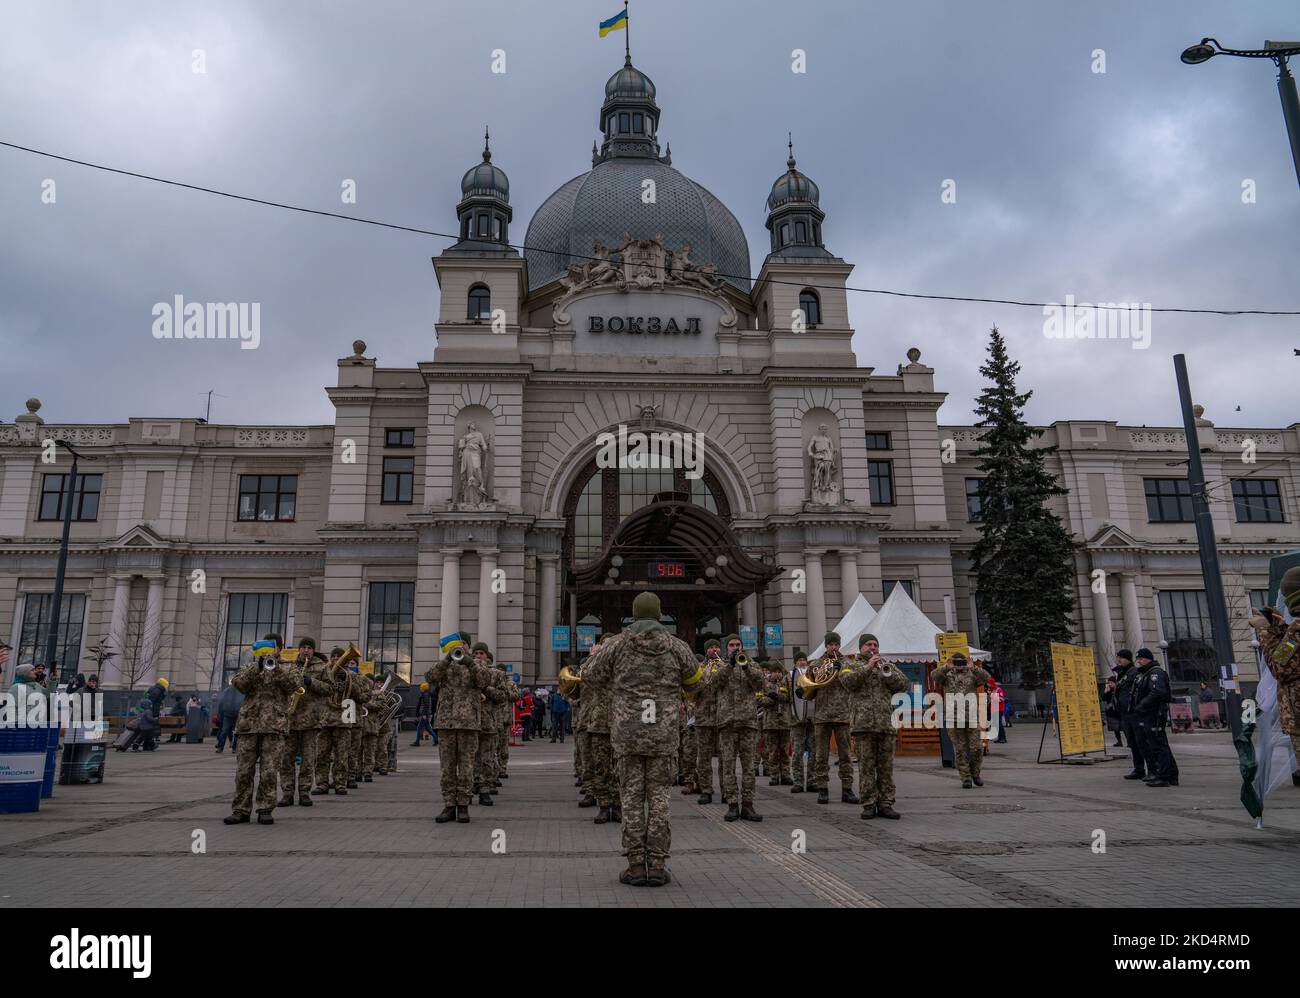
[1116, 649, 1134, 663]
[859, 633, 878, 649]
[824, 631, 841, 646]
[632, 591, 661, 620]
[297, 636, 317, 650]
[1135, 648, 1155, 662]
[792, 647, 807, 664]
[703, 638, 721, 651]
[472, 641, 490, 655]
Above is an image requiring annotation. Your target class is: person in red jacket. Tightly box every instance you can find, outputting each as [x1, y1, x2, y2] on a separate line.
[516, 691, 536, 741]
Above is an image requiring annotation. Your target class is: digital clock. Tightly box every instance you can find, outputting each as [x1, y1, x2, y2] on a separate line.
[649, 561, 687, 579]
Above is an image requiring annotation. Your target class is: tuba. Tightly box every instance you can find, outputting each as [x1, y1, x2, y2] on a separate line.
[558, 665, 583, 698]
[376, 672, 406, 725]
[328, 643, 362, 710]
[795, 654, 840, 701]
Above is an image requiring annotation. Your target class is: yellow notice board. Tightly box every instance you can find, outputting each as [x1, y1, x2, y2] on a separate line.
[1051, 642, 1105, 755]
[359, 660, 376, 676]
[935, 632, 970, 662]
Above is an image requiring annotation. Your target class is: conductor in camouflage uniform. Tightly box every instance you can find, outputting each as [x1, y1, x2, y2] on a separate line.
[810, 633, 860, 805]
[581, 634, 620, 824]
[842, 634, 909, 818]
[693, 638, 726, 804]
[581, 591, 703, 887]
[931, 653, 992, 789]
[710, 641, 765, 821]
[427, 639, 495, 823]
[762, 660, 793, 786]
[312, 647, 352, 795]
[225, 633, 301, 825]
[277, 637, 331, 807]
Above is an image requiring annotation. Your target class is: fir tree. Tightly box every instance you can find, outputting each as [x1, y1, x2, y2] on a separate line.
[968, 327, 1076, 688]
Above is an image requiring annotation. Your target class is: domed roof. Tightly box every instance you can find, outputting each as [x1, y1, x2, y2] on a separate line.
[524, 158, 750, 292]
[767, 149, 819, 211]
[460, 128, 509, 201]
[605, 58, 656, 100]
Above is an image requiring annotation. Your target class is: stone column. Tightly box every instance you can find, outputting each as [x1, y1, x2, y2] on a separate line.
[538, 555, 559, 681]
[804, 550, 827, 649]
[477, 549, 499, 655]
[439, 549, 462, 639]
[1119, 574, 1143, 651]
[740, 593, 758, 627]
[106, 575, 132, 688]
[142, 576, 165, 687]
[839, 551, 860, 618]
[1091, 572, 1115, 665]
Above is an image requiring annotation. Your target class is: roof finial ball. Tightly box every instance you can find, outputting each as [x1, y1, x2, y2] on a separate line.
[26, 397, 41, 414]
[352, 339, 367, 357]
[1192, 403, 1204, 419]
[907, 347, 922, 364]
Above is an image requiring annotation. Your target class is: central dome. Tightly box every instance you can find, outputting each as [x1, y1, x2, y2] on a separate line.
[525, 159, 751, 292]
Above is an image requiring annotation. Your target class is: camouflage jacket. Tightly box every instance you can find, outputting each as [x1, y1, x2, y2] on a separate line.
[231, 657, 302, 735]
[930, 663, 992, 729]
[288, 653, 334, 731]
[581, 621, 702, 757]
[572, 689, 586, 733]
[363, 685, 388, 735]
[497, 675, 520, 726]
[425, 656, 494, 731]
[479, 670, 511, 731]
[807, 655, 857, 725]
[691, 655, 726, 726]
[709, 656, 766, 729]
[1258, 617, 1300, 735]
[761, 671, 792, 731]
[579, 650, 614, 734]
[842, 660, 910, 733]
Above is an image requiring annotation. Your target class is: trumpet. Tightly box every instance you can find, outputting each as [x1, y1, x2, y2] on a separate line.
[449, 645, 468, 664]
[733, 651, 751, 667]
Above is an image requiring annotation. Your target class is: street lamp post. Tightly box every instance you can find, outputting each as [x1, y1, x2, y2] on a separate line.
[43, 440, 95, 683]
[1181, 38, 1300, 189]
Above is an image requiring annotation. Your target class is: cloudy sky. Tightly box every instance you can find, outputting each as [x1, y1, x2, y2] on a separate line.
[1, 0, 1296, 429]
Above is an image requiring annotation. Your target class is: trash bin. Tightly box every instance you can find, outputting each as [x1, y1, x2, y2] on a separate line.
[0, 727, 48, 813]
[59, 741, 106, 784]
[938, 726, 955, 768]
[41, 724, 60, 798]
[185, 705, 206, 744]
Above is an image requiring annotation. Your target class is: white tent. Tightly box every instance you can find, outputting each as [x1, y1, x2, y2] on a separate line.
[853, 585, 991, 661]
[807, 593, 876, 660]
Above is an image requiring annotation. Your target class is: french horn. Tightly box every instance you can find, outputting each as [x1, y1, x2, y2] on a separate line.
[795, 655, 840, 701]
[558, 665, 583, 698]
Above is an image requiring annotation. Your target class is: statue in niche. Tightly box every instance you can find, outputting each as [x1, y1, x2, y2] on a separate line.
[457, 421, 492, 505]
[808, 423, 840, 503]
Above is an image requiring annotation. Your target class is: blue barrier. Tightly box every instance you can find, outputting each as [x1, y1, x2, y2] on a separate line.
[0, 726, 47, 814]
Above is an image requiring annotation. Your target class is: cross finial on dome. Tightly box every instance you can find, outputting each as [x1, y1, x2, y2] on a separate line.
[482, 126, 492, 162]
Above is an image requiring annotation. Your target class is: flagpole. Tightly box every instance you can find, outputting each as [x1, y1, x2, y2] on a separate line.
[624, 1, 630, 61]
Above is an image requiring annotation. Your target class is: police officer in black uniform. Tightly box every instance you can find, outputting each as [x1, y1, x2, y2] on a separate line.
[1107, 650, 1147, 781]
[1131, 648, 1178, 787]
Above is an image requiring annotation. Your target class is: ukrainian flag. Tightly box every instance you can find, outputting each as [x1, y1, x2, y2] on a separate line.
[599, 8, 627, 37]
[439, 633, 464, 655]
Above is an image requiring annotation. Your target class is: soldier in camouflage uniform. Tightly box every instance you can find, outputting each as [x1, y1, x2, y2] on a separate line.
[361, 674, 387, 777]
[842, 634, 909, 818]
[1251, 573, 1300, 765]
[579, 634, 620, 823]
[312, 647, 352, 795]
[787, 648, 816, 792]
[761, 661, 793, 786]
[810, 633, 861, 805]
[224, 633, 301, 825]
[276, 638, 331, 807]
[710, 641, 766, 821]
[693, 638, 726, 804]
[574, 681, 595, 806]
[344, 662, 367, 787]
[427, 640, 496, 822]
[473, 645, 508, 804]
[582, 591, 703, 887]
[931, 653, 992, 789]
[679, 692, 699, 793]
[495, 660, 518, 781]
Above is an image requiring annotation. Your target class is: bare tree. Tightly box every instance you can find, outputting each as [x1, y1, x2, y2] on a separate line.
[115, 599, 175, 690]
[193, 592, 227, 696]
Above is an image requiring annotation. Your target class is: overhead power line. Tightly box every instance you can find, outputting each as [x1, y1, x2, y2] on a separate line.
[4, 139, 1299, 317]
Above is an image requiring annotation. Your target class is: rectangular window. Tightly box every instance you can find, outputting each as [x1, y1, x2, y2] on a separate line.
[1231, 478, 1284, 523]
[367, 582, 414, 682]
[965, 478, 984, 522]
[632, 112, 643, 133]
[493, 216, 503, 240]
[38, 473, 102, 522]
[222, 593, 288, 683]
[1251, 589, 1272, 611]
[382, 457, 414, 504]
[477, 214, 489, 237]
[779, 222, 789, 246]
[864, 432, 891, 451]
[19, 593, 87, 682]
[1143, 478, 1193, 523]
[868, 460, 895, 506]
[795, 221, 807, 243]
[237, 474, 297, 522]
[619, 112, 630, 132]
[385, 428, 415, 448]
[1157, 590, 1216, 684]
[882, 579, 914, 600]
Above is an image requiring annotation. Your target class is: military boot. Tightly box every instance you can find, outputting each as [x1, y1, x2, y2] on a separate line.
[696, 792, 713, 805]
[791, 783, 805, 793]
[478, 791, 494, 806]
[780, 777, 794, 786]
[578, 794, 597, 808]
[740, 801, 762, 822]
[876, 805, 901, 820]
[860, 805, 877, 820]
[363, 774, 373, 783]
[645, 862, 671, 887]
[816, 788, 829, 804]
[256, 811, 274, 825]
[972, 777, 984, 787]
[311, 786, 328, 795]
[223, 813, 249, 825]
[298, 795, 313, 807]
[456, 805, 470, 823]
[334, 786, 348, 795]
[346, 780, 358, 789]
[619, 863, 648, 886]
[594, 806, 612, 824]
[610, 804, 622, 823]
[434, 806, 457, 823]
[841, 789, 860, 804]
[768, 776, 780, 786]
[277, 796, 294, 807]
[724, 802, 740, 822]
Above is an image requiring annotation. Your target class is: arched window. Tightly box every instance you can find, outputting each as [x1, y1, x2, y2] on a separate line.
[467, 284, 491, 321]
[799, 289, 821, 325]
[795, 220, 807, 243]
[493, 215, 503, 240]
[619, 112, 630, 132]
[813, 222, 821, 245]
[633, 112, 644, 133]
[476, 213, 489, 237]
[779, 222, 790, 246]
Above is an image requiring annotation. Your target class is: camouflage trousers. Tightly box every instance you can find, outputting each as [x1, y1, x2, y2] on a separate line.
[790, 720, 815, 788]
[813, 722, 854, 791]
[438, 728, 477, 806]
[362, 731, 383, 774]
[314, 726, 348, 790]
[232, 732, 283, 817]
[618, 753, 675, 866]
[694, 725, 719, 793]
[765, 728, 792, 782]
[575, 731, 590, 783]
[717, 726, 759, 804]
[348, 726, 364, 780]
[498, 721, 510, 776]
[277, 727, 318, 800]
[854, 730, 898, 807]
[474, 729, 497, 792]
[950, 727, 983, 782]
[586, 732, 616, 806]
[680, 725, 697, 784]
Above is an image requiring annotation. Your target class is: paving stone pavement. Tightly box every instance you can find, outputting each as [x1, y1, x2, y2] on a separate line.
[2, 726, 1297, 908]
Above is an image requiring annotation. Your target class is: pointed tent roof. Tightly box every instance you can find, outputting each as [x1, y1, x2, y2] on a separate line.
[808, 593, 875, 660]
[854, 585, 991, 662]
